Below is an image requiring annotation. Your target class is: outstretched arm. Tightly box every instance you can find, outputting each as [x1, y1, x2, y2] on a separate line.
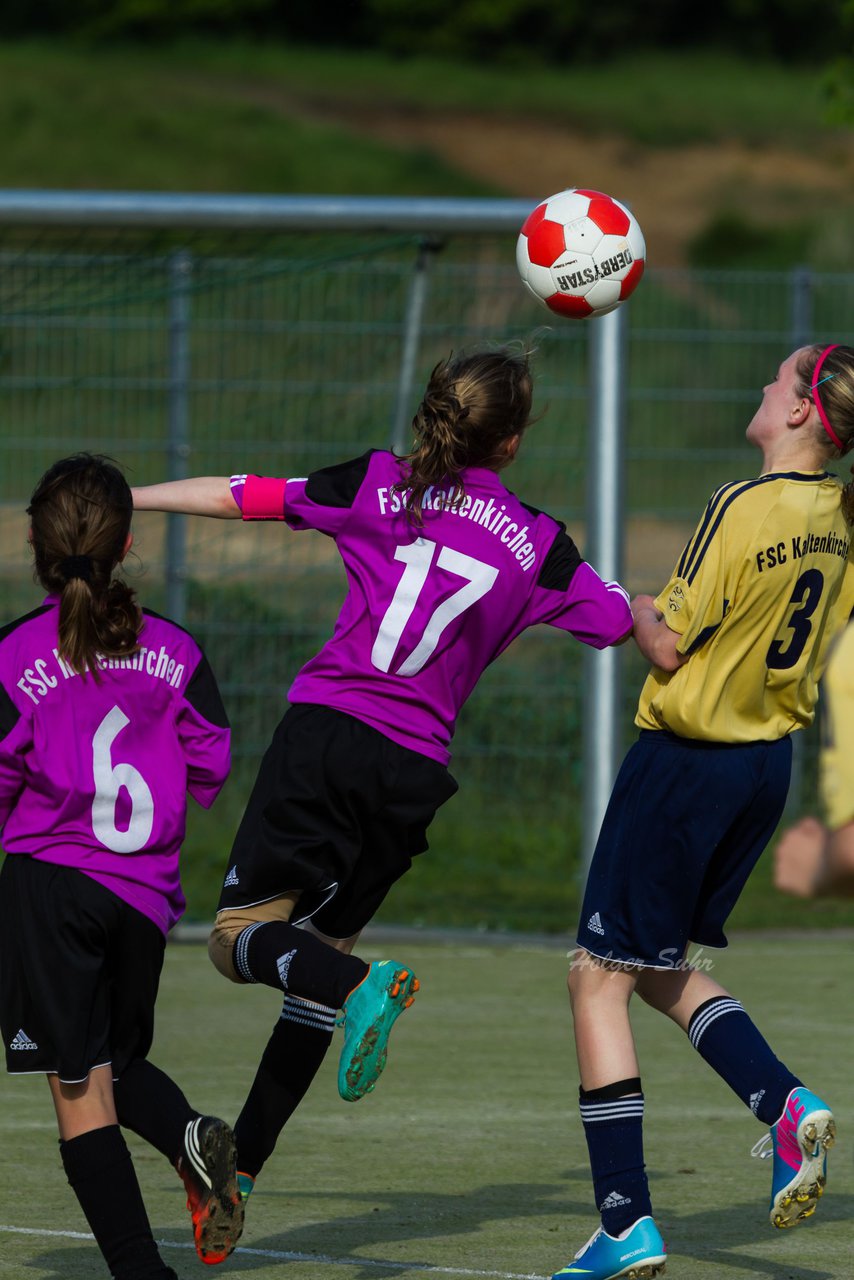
[630, 594, 688, 672]
[131, 477, 240, 518]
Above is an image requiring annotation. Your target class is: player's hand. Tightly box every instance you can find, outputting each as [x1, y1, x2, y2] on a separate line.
[630, 594, 659, 622]
[629, 595, 685, 670]
[774, 817, 827, 898]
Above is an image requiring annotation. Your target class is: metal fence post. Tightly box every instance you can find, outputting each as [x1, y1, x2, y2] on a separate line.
[390, 238, 442, 453]
[166, 249, 192, 624]
[581, 307, 627, 876]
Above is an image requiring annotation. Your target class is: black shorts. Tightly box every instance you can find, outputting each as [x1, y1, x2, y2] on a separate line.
[576, 729, 792, 967]
[0, 856, 165, 1082]
[218, 704, 458, 938]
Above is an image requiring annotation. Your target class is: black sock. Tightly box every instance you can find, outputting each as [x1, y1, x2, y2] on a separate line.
[233, 921, 369, 1008]
[60, 1125, 172, 1279]
[235, 993, 336, 1178]
[113, 1058, 198, 1166]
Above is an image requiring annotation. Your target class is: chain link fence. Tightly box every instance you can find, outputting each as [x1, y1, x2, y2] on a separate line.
[1, 202, 852, 928]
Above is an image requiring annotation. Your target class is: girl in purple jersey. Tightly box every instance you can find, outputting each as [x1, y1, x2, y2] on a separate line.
[131, 346, 633, 1206]
[0, 455, 243, 1278]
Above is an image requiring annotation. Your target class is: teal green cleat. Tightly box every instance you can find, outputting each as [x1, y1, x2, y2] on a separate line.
[337, 960, 419, 1102]
[552, 1216, 666, 1280]
[237, 1172, 255, 1204]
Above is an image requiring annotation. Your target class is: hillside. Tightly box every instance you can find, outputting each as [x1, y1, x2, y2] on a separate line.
[0, 42, 852, 266]
[243, 96, 854, 267]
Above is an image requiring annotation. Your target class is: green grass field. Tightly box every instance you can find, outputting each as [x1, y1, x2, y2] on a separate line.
[1, 934, 852, 1279]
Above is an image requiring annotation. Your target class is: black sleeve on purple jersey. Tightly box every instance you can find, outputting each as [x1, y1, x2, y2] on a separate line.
[185, 654, 230, 728]
[141, 609, 229, 726]
[0, 684, 19, 742]
[536, 527, 583, 592]
[0, 604, 52, 647]
[0, 608, 49, 740]
[305, 450, 376, 509]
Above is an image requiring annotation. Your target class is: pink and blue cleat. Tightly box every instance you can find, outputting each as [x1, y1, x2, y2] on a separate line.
[752, 1086, 836, 1229]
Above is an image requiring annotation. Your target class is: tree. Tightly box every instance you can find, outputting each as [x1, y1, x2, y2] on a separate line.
[824, 0, 854, 122]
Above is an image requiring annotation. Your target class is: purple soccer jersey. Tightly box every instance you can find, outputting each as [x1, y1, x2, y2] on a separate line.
[233, 450, 631, 763]
[0, 601, 230, 934]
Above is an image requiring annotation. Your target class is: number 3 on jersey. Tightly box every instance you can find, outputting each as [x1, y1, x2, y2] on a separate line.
[91, 705, 155, 853]
[766, 568, 825, 671]
[371, 539, 498, 677]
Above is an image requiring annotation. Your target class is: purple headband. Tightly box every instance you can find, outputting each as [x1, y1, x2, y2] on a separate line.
[810, 344, 842, 450]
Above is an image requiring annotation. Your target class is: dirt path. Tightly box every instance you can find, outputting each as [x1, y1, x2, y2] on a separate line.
[319, 108, 854, 267]
[191, 75, 854, 266]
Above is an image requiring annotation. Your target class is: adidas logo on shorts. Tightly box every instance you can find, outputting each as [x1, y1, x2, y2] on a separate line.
[10, 1029, 38, 1051]
[600, 1189, 632, 1209]
[587, 911, 605, 936]
[223, 865, 240, 887]
[750, 1089, 766, 1115]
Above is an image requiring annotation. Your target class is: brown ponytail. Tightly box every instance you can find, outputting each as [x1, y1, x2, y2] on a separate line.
[396, 346, 534, 525]
[28, 454, 142, 676]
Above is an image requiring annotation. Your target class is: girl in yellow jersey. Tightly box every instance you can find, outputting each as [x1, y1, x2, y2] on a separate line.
[552, 344, 854, 1280]
[774, 618, 854, 897]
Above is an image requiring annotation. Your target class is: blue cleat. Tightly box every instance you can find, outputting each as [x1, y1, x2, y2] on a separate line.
[337, 960, 419, 1102]
[237, 1171, 255, 1204]
[751, 1085, 835, 1229]
[551, 1216, 666, 1280]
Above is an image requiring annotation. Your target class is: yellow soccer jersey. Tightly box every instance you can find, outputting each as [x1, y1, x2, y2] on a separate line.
[636, 470, 854, 742]
[820, 621, 854, 830]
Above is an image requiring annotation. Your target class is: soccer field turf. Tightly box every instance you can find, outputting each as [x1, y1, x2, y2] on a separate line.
[0, 933, 851, 1279]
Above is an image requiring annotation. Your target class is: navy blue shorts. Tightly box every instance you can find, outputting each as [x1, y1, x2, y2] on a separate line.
[576, 729, 792, 968]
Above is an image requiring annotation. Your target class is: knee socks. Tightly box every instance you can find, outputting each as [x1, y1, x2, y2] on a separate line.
[579, 1077, 652, 1237]
[687, 996, 801, 1126]
[234, 993, 336, 1178]
[113, 1058, 198, 1166]
[60, 1124, 174, 1279]
[233, 920, 368, 1008]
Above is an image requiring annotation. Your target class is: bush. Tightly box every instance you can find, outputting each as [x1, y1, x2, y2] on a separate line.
[688, 212, 813, 270]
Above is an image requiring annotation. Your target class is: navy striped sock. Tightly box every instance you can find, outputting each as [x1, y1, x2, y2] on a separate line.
[687, 996, 801, 1126]
[579, 1078, 652, 1237]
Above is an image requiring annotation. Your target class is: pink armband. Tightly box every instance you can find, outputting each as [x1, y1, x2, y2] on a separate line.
[241, 475, 288, 520]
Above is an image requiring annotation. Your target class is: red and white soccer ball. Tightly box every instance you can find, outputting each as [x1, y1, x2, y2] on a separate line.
[516, 188, 646, 319]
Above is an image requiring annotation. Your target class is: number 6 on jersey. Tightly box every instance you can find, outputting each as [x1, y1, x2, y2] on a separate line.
[91, 704, 155, 853]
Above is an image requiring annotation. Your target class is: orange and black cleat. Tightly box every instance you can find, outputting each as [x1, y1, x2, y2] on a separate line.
[176, 1116, 244, 1265]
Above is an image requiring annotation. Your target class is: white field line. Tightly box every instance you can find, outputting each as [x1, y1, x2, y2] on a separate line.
[0, 1224, 549, 1280]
